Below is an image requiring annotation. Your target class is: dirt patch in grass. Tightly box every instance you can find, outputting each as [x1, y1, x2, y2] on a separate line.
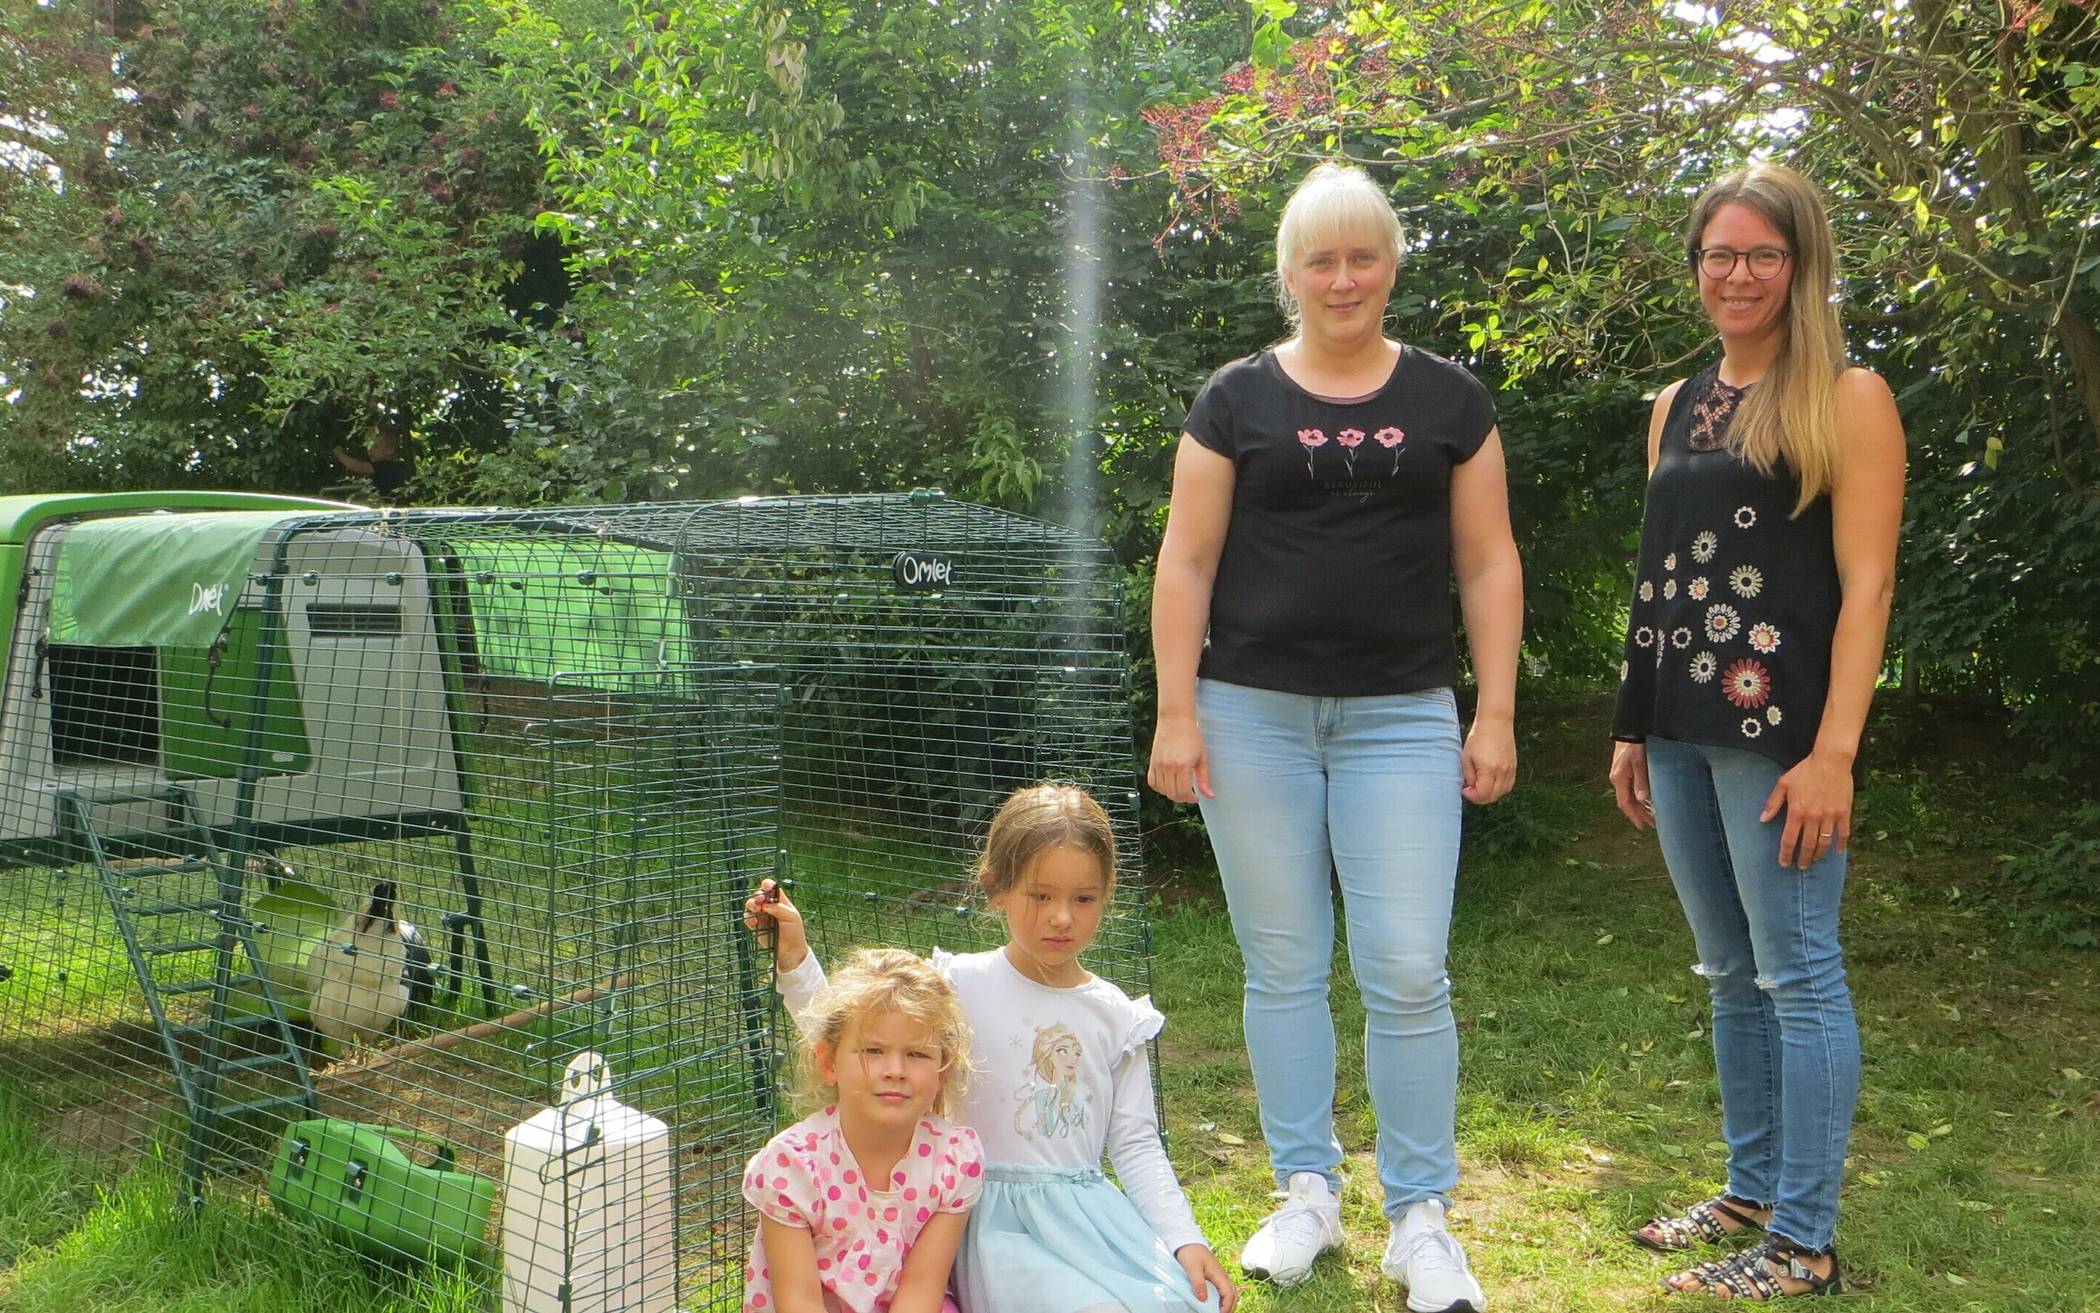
[312, 1037, 545, 1183]
[0, 1015, 174, 1082]
[49, 1086, 169, 1159]
[2, 1018, 187, 1163]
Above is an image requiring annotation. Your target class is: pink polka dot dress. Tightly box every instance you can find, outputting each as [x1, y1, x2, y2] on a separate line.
[741, 1105, 984, 1313]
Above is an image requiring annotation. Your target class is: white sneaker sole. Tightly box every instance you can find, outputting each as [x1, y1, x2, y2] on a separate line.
[1404, 1297, 1482, 1313]
[1387, 1263, 1484, 1312]
[1241, 1234, 1340, 1287]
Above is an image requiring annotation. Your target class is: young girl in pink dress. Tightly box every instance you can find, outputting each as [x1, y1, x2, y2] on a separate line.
[741, 948, 985, 1313]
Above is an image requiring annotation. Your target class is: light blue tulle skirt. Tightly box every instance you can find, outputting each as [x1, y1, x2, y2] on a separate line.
[953, 1166, 1220, 1313]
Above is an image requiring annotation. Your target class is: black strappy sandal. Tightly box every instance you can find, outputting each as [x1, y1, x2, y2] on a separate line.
[1669, 1237, 1844, 1299]
[1632, 1195, 1769, 1253]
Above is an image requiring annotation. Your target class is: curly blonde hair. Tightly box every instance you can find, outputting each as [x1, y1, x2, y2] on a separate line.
[795, 947, 972, 1118]
[974, 782, 1117, 902]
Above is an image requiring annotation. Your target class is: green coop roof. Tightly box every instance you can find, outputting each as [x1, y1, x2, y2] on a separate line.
[451, 537, 690, 681]
[47, 510, 309, 648]
[0, 491, 351, 546]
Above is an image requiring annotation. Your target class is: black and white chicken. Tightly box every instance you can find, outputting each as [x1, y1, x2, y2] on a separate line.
[306, 881, 435, 1049]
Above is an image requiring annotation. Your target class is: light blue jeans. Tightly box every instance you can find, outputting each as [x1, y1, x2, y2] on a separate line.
[1645, 736, 1860, 1252]
[1194, 678, 1464, 1218]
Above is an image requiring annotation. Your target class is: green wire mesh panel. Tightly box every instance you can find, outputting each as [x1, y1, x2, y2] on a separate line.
[401, 493, 1148, 995]
[664, 494, 1148, 989]
[0, 492, 1145, 1310]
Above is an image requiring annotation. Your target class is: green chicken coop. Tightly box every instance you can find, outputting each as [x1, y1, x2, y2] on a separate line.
[0, 490, 1146, 1311]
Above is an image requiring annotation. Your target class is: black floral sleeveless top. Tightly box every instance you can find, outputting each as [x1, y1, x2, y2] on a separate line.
[1610, 364, 1841, 769]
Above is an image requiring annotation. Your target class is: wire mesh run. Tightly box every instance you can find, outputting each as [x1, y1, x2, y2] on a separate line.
[0, 492, 1146, 1311]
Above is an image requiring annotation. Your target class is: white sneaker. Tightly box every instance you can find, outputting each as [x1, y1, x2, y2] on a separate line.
[1238, 1171, 1343, 1286]
[1383, 1199, 1486, 1313]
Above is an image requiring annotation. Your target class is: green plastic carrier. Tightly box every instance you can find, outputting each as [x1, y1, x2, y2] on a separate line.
[267, 1118, 494, 1264]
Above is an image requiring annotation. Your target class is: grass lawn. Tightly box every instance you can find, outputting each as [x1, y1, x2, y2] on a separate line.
[4, 699, 2096, 1311]
[1160, 701, 2099, 1313]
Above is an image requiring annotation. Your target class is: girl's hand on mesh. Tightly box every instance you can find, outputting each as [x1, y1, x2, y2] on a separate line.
[742, 879, 810, 970]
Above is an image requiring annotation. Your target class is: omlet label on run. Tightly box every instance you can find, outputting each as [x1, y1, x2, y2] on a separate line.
[891, 551, 956, 591]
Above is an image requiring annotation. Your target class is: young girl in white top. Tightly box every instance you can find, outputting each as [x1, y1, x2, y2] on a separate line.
[746, 783, 1237, 1313]
[740, 948, 985, 1313]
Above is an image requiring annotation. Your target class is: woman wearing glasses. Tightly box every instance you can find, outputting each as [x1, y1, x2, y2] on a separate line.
[1607, 164, 1905, 1299]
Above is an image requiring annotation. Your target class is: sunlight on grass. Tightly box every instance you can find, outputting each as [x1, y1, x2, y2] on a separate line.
[0, 1084, 100, 1270]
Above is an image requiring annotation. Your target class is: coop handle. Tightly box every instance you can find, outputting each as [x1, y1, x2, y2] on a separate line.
[375, 1126, 462, 1172]
[535, 1117, 608, 1184]
[200, 618, 237, 730]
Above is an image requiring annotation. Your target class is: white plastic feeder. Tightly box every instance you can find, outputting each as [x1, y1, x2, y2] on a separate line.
[502, 1052, 677, 1313]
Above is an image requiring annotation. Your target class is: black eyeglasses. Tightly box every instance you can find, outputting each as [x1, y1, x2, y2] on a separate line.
[1695, 246, 1791, 280]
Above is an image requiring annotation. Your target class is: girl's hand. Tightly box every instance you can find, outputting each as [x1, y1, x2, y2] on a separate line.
[1760, 750, 1854, 870]
[1460, 715, 1516, 805]
[1609, 740, 1654, 830]
[1148, 712, 1213, 804]
[1176, 1243, 1237, 1313]
[742, 879, 810, 970]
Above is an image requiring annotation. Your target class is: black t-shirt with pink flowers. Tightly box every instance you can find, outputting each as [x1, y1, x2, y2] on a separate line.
[1182, 345, 1497, 697]
[1611, 364, 1842, 769]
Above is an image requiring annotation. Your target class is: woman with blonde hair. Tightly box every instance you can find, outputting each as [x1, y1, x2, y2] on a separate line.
[1150, 161, 1522, 1313]
[1609, 162, 1905, 1298]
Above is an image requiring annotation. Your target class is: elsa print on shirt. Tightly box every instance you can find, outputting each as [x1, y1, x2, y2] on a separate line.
[1013, 1022, 1089, 1141]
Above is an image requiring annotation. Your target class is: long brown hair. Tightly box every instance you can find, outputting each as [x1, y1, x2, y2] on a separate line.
[1684, 163, 1848, 515]
[974, 782, 1117, 901]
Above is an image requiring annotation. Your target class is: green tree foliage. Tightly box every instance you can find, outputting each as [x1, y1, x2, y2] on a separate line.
[0, 1, 564, 497]
[1140, 0, 2100, 756]
[490, 0, 1248, 514]
[4, 0, 2094, 765]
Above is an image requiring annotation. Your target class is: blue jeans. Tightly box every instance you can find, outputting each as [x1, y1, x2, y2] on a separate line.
[1194, 679, 1463, 1218]
[1646, 736, 1860, 1251]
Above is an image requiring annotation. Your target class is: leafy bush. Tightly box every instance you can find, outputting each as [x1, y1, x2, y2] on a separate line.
[1998, 804, 2100, 948]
